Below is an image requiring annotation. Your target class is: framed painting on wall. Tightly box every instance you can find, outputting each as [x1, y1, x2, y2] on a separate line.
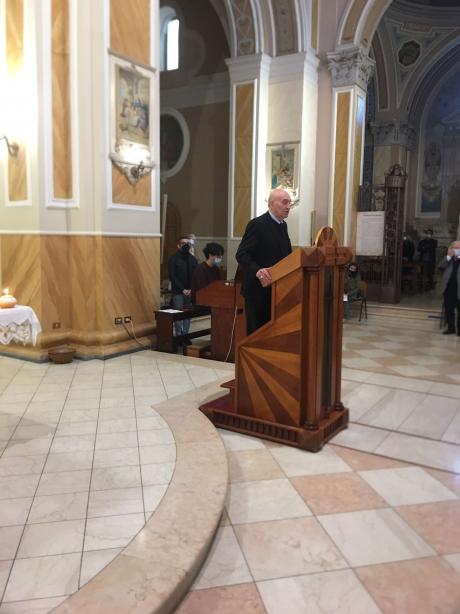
[109, 52, 155, 185]
[266, 143, 300, 197]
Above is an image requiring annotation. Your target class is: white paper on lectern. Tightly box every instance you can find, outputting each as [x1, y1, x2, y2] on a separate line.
[356, 211, 385, 256]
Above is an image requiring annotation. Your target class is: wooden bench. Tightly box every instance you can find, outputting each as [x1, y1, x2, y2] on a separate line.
[154, 309, 211, 353]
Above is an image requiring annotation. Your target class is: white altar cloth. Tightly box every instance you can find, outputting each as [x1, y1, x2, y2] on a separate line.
[0, 305, 42, 346]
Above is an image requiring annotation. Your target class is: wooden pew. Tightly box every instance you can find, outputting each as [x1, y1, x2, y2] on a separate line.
[154, 309, 211, 353]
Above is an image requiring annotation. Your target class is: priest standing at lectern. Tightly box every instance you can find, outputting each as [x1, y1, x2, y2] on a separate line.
[236, 188, 293, 335]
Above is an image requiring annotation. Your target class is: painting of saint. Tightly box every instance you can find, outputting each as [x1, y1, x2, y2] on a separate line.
[270, 147, 296, 190]
[116, 66, 150, 147]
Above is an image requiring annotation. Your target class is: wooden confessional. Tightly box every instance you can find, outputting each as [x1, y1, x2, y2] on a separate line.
[199, 227, 352, 452]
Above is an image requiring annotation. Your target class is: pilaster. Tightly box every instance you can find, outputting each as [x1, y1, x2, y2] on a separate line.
[327, 46, 374, 249]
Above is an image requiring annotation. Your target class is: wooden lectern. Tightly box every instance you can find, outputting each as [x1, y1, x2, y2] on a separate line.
[195, 280, 245, 362]
[199, 227, 352, 452]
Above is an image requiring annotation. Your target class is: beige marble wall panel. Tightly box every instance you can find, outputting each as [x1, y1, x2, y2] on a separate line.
[110, 0, 150, 65]
[0, 235, 41, 319]
[101, 236, 160, 330]
[233, 83, 254, 237]
[311, 0, 318, 50]
[350, 95, 364, 252]
[7, 145, 27, 202]
[52, 0, 72, 199]
[69, 236, 100, 333]
[40, 235, 71, 333]
[112, 167, 152, 207]
[6, 0, 27, 202]
[332, 92, 350, 244]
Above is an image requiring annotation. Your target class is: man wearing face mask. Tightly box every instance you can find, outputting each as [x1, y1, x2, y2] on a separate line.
[418, 228, 437, 290]
[191, 242, 225, 306]
[168, 236, 198, 341]
[438, 241, 460, 336]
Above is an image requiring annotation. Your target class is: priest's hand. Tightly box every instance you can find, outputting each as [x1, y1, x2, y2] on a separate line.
[256, 268, 272, 287]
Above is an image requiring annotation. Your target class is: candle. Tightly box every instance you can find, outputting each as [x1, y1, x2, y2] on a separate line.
[0, 288, 17, 309]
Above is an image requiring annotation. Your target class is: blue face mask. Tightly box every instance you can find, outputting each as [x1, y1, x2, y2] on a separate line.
[213, 257, 222, 266]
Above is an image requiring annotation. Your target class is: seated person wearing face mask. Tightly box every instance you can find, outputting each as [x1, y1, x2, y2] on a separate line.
[438, 241, 460, 336]
[191, 243, 224, 308]
[344, 262, 361, 319]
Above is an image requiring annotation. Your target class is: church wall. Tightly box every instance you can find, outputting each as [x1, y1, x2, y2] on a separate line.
[0, 0, 161, 360]
[159, 101, 229, 238]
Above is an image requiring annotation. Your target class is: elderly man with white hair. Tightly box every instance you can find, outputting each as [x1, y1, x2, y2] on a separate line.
[236, 188, 293, 335]
[438, 240, 460, 335]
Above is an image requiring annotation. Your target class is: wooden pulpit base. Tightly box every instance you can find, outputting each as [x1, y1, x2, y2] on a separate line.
[199, 380, 349, 452]
[199, 228, 352, 452]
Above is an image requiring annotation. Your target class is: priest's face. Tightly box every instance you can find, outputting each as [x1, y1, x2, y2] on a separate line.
[269, 189, 292, 221]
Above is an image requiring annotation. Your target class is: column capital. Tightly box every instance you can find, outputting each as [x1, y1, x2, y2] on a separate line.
[326, 46, 375, 90]
[225, 53, 272, 83]
[370, 120, 417, 150]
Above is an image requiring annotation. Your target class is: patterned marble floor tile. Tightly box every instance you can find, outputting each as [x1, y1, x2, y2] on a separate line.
[258, 569, 381, 614]
[291, 472, 387, 515]
[356, 557, 460, 614]
[358, 467, 458, 506]
[226, 479, 311, 524]
[177, 583, 266, 614]
[318, 508, 435, 566]
[192, 526, 252, 590]
[234, 517, 347, 581]
[396, 500, 460, 554]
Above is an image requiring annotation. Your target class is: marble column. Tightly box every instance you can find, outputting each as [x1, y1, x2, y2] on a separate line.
[326, 46, 375, 249]
[226, 53, 271, 238]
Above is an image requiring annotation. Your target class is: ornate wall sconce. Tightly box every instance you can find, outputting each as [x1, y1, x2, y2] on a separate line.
[110, 150, 155, 185]
[0, 135, 19, 157]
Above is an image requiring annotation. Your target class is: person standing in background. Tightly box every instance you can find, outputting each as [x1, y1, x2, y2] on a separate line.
[418, 228, 437, 290]
[438, 241, 460, 336]
[168, 236, 198, 342]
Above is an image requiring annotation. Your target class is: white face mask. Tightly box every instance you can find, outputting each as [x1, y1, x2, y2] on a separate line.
[454, 249, 460, 257]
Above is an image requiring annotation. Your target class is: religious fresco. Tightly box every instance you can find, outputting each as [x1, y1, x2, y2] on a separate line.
[419, 68, 460, 220]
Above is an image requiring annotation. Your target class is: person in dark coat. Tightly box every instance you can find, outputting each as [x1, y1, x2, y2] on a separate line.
[236, 188, 292, 335]
[168, 236, 198, 339]
[438, 241, 460, 335]
[191, 242, 224, 306]
[418, 228, 437, 289]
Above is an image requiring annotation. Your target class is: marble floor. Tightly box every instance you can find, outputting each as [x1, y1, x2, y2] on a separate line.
[178, 436, 460, 614]
[0, 315, 460, 613]
[0, 352, 231, 611]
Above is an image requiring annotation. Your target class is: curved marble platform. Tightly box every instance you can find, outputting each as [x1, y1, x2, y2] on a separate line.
[56, 382, 229, 614]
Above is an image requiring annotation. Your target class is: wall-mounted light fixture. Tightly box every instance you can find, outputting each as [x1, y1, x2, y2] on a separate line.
[109, 144, 155, 186]
[0, 135, 19, 157]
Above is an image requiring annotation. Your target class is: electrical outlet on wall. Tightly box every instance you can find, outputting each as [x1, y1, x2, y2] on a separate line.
[114, 317, 123, 325]
[124, 316, 132, 324]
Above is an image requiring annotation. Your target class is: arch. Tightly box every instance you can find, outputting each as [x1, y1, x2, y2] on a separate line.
[337, 0, 392, 50]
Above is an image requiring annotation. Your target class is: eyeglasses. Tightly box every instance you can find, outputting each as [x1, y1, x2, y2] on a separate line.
[280, 199, 292, 206]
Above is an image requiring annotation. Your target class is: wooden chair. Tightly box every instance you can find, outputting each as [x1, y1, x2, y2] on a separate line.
[359, 280, 368, 322]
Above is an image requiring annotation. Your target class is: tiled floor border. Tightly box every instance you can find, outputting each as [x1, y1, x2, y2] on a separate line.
[55, 385, 229, 614]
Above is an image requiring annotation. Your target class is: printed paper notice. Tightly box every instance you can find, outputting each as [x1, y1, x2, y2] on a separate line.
[356, 211, 385, 256]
